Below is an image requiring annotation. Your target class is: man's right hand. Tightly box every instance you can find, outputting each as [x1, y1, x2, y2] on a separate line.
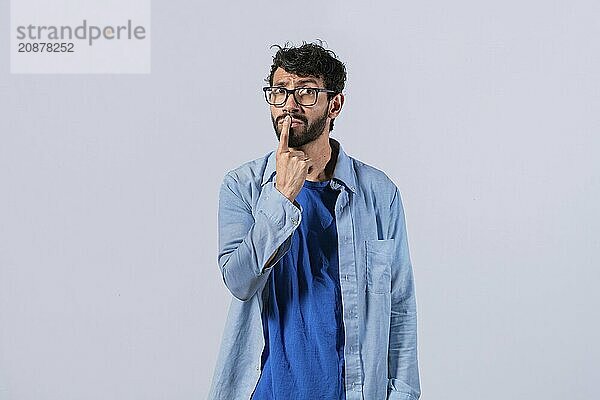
[275, 115, 312, 203]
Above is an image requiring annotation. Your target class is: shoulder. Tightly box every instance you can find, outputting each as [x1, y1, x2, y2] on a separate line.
[349, 154, 399, 205]
[222, 151, 272, 186]
[219, 151, 274, 208]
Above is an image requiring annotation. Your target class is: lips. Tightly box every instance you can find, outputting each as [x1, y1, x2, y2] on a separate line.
[280, 116, 305, 125]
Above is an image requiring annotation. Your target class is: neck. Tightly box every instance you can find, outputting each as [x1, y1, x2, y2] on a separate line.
[290, 132, 338, 182]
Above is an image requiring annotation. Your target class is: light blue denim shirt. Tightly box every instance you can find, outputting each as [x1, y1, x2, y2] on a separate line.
[209, 138, 420, 400]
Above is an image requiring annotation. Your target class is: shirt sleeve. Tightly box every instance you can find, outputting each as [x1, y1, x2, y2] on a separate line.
[386, 187, 421, 400]
[217, 172, 302, 301]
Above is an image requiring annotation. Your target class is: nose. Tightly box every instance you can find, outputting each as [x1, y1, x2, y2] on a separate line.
[282, 90, 301, 114]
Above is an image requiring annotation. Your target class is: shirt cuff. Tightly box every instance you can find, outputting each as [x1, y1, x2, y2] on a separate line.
[257, 181, 303, 229]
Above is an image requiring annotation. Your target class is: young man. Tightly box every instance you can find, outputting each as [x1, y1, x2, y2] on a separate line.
[209, 42, 421, 400]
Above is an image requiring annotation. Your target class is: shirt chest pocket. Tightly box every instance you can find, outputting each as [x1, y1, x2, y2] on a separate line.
[365, 239, 394, 294]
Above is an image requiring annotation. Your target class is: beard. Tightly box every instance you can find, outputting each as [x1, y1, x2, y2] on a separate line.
[272, 108, 329, 148]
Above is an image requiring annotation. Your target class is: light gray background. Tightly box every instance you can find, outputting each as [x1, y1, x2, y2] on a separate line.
[1, 1, 599, 399]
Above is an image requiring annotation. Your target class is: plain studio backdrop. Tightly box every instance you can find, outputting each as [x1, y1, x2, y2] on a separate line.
[1, 1, 599, 399]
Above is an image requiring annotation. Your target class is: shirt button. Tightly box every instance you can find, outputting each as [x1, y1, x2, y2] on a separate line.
[291, 218, 298, 225]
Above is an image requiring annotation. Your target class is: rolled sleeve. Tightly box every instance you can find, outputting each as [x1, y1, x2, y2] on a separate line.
[218, 174, 302, 301]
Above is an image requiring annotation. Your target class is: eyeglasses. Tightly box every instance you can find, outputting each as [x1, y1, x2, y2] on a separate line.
[263, 86, 336, 106]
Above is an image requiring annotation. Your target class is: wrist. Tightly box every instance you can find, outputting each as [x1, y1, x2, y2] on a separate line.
[275, 183, 294, 203]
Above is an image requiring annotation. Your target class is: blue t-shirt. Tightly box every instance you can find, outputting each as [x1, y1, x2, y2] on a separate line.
[251, 179, 346, 400]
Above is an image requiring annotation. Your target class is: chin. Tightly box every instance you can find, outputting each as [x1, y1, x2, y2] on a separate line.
[289, 126, 304, 135]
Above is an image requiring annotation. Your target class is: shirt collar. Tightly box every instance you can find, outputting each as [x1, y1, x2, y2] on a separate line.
[261, 137, 357, 193]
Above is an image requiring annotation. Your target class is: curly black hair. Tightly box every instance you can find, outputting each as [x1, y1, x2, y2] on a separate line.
[266, 40, 347, 131]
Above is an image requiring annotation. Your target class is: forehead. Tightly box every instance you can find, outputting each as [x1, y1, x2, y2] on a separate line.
[272, 67, 324, 87]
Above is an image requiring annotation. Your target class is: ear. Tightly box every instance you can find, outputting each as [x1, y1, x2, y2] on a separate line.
[328, 93, 345, 119]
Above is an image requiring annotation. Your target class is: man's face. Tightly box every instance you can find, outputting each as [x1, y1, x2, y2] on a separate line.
[269, 67, 331, 148]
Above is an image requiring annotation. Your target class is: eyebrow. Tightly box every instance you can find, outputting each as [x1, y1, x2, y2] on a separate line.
[273, 78, 319, 87]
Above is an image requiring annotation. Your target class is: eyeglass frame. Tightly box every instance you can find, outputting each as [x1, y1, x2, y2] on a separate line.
[262, 86, 337, 107]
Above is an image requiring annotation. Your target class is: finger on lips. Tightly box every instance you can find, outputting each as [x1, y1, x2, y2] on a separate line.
[278, 115, 291, 153]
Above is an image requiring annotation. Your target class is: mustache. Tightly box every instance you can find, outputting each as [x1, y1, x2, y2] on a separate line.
[276, 114, 307, 124]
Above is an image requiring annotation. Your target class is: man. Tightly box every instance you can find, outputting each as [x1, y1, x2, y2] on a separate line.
[208, 42, 420, 400]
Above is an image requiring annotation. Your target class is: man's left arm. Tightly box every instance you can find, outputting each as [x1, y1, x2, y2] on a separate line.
[387, 187, 421, 400]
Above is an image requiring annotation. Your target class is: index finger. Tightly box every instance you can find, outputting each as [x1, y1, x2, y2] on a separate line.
[277, 115, 291, 153]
